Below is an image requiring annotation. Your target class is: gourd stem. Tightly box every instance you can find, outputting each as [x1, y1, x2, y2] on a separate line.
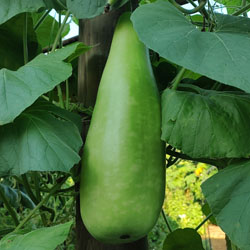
[23, 13, 29, 64]
[34, 9, 51, 31]
[169, 0, 207, 14]
[161, 209, 173, 233]
[195, 213, 213, 231]
[171, 67, 186, 90]
[0, 187, 19, 226]
[14, 176, 68, 232]
[232, 3, 250, 15]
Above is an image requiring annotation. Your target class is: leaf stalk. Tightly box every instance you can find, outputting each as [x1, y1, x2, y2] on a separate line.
[23, 13, 29, 64]
[34, 9, 51, 31]
[14, 175, 68, 232]
[171, 67, 186, 90]
[195, 213, 213, 231]
[0, 187, 19, 226]
[232, 3, 250, 15]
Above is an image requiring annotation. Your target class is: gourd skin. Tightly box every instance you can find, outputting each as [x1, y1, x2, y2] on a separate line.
[80, 12, 165, 244]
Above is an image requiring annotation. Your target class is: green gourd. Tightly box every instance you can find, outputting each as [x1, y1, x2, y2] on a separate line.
[80, 12, 165, 244]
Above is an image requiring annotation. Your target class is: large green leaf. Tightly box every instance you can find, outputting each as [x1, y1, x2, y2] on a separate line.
[0, 0, 45, 25]
[202, 160, 250, 250]
[161, 86, 250, 158]
[66, 0, 129, 19]
[0, 0, 68, 25]
[163, 228, 204, 250]
[0, 99, 82, 176]
[43, 0, 67, 10]
[0, 13, 39, 70]
[0, 221, 72, 250]
[0, 42, 88, 126]
[67, 0, 106, 19]
[131, 1, 250, 93]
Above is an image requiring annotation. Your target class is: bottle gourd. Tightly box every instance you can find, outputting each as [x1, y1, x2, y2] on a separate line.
[80, 12, 165, 244]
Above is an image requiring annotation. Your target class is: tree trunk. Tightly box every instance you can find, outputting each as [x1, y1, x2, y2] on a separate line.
[76, 6, 148, 250]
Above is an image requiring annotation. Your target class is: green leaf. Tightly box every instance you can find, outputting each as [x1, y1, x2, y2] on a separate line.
[0, 13, 39, 70]
[163, 228, 204, 250]
[0, 0, 45, 25]
[66, 43, 92, 63]
[161, 87, 250, 158]
[0, 183, 35, 209]
[0, 42, 87, 126]
[32, 13, 70, 49]
[66, 0, 106, 19]
[202, 202, 217, 225]
[43, 0, 67, 10]
[131, 1, 250, 93]
[0, 99, 82, 176]
[29, 98, 82, 131]
[19, 191, 36, 209]
[0, 221, 72, 250]
[0, 183, 19, 208]
[112, 0, 129, 9]
[202, 160, 250, 250]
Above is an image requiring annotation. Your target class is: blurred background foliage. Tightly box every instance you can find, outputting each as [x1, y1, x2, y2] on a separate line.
[148, 159, 218, 250]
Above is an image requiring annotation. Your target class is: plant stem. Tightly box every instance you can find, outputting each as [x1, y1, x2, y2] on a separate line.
[56, 0, 67, 9]
[187, 0, 210, 21]
[22, 175, 38, 203]
[195, 213, 213, 231]
[57, 85, 65, 109]
[0, 187, 19, 226]
[51, 11, 70, 52]
[23, 13, 29, 64]
[22, 174, 47, 226]
[34, 9, 51, 31]
[51, 11, 70, 109]
[241, 0, 247, 16]
[59, 11, 63, 49]
[232, 3, 250, 15]
[169, 0, 207, 14]
[161, 209, 173, 233]
[32, 172, 42, 201]
[65, 79, 70, 110]
[172, 67, 186, 90]
[165, 147, 225, 168]
[14, 176, 68, 232]
[21, 174, 56, 223]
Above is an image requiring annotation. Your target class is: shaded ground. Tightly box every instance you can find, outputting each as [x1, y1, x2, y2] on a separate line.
[206, 225, 226, 250]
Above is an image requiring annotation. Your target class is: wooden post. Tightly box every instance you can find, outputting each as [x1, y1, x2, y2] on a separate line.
[76, 6, 148, 250]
